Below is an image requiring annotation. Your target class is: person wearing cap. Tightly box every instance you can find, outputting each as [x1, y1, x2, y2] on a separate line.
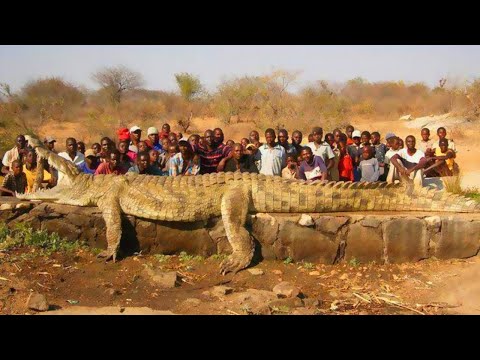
[43, 136, 57, 152]
[145, 127, 163, 152]
[42, 136, 57, 177]
[306, 127, 335, 172]
[129, 126, 142, 153]
[385, 132, 396, 148]
[117, 127, 131, 144]
[78, 149, 100, 175]
[347, 130, 362, 181]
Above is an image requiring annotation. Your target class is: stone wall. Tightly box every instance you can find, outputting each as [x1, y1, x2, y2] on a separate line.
[1, 197, 479, 264]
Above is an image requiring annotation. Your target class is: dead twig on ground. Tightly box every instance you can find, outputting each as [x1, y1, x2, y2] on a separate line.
[36, 282, 51, 290]
[227, 309, 240, 315]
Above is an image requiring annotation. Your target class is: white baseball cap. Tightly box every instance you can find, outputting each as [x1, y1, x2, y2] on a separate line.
[352, 130, 362, 138]
[130, 125, 142, 133]
[147, 127, 159, 136]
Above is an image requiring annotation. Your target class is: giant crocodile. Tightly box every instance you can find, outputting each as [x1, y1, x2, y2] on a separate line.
[17, 138, 480, 274]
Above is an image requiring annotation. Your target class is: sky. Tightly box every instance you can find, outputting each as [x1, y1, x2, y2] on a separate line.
[1, 45, 480, 93]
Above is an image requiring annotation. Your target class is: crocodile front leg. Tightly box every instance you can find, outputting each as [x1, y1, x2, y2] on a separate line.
[96, 193, 122, 262]
[220, 185, 254, 275]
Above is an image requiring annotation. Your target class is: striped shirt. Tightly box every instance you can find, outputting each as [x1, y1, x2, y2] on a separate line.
[195, 143, 231, 174]
[1, 172, 27, 195]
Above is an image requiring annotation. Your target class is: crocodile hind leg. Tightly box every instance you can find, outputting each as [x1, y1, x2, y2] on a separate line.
[96, 193, 122, 262]
[220, 185, 254, 275]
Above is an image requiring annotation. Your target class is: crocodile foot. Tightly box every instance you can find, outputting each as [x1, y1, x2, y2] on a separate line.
[97, 249, 117, 263]
[220, 252, 252, 275]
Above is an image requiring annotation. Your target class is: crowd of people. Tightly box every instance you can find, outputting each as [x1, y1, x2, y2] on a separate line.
[0, 122, 458, 197]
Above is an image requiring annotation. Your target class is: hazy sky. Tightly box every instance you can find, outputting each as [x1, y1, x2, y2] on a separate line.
[1, 45, 480, 92]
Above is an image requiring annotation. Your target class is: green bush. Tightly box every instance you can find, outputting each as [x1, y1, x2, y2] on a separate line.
[0, 223, 85, 254]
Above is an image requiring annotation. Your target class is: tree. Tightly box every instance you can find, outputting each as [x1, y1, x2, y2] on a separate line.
[174, 73, 203, 101]
[0, 83, 14, 99]
[91, 65, 144, 104]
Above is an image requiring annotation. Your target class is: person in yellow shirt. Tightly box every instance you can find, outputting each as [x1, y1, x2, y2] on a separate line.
[23, 149, 53, 193]
[433, 138, 457, 176]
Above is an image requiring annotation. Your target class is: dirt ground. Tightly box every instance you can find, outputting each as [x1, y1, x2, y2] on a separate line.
[1, 245, 479, 315]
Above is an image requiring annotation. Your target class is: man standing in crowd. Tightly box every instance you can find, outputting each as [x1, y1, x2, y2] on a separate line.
[258, 128, 286, 176]
[2, 135, 28, 175]
[346, 125, 355, 145]
[249, 130, 262, 146]
[307, 127, 335, 172]
[129, 125, 142, 153]
[160, 123, 174, 139]
[217, 143, 258, 173]
[196, 130, 231, 174]
[278, 129, 297, 157]
[58, 137, 85, 183]
[145, 127, 162, 151]
[95, 150, 128, 175]
[291, 130, 303, 155]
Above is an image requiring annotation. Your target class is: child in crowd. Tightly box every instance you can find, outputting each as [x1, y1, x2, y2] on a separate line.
[433, 127, 456, 152]
[419, 128, 434, 155]
[348, 130, 362, 181]
[358, 145, 379, 182]
[346, 125, 354, 145]
[360, 131, 371, 147]
[282, 155, 299, 179]
[0, 160, 27, 196]
[371, 131, 387, 181]
[384, 136, 400, 176]
[429, 138, 458, 176]
[338, 140, 354, 181]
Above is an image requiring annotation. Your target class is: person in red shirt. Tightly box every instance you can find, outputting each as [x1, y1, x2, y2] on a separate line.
[159, 123, 177, 140]
[338, 140, 354, 181]
[95, 150, 128, 175]
[346, 125, 355, 145]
